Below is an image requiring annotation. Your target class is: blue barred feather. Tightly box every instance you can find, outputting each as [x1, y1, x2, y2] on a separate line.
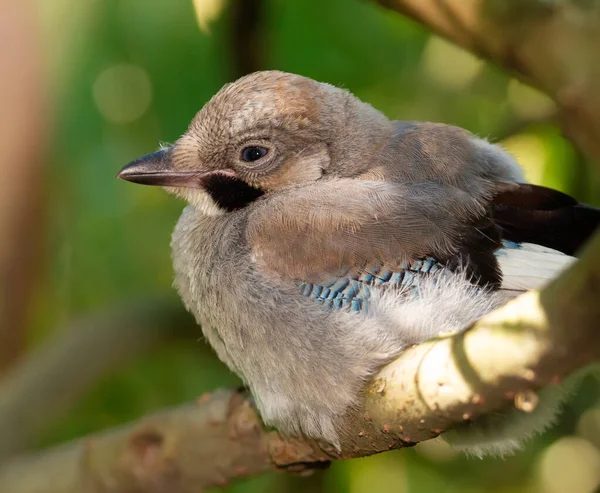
[298, 240, 522, 313]
[297, 256, 444, 313]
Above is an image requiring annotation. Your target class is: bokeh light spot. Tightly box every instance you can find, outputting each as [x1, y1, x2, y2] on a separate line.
[577, 407, 600, 451]
[537, 436, 600, 493]
[93, 64, 152, 124]
[508, 79, 556, 120]
[501, 132, 547, 184]
[421, 36, 484, 91]
[192, 0, 227, 34]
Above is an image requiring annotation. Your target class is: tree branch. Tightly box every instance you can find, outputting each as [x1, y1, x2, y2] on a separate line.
[374, 0, 600, 166]
[1, 231, 598, 492]
[0, 391, 302, 493]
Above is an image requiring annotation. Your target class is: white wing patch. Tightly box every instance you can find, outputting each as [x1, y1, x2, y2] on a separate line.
[498, 242, 575, 292]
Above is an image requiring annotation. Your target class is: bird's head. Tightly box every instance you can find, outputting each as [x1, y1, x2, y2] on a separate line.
[117, 70, 391, 214]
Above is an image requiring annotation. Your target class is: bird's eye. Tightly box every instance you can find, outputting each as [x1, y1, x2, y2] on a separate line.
[241, 146, 268, 162]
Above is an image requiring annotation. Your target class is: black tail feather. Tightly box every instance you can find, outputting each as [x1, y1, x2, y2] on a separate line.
[492, 184, 600, 256]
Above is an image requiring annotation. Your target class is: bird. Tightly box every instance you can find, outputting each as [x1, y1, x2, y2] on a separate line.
[118, 70, 600, 456]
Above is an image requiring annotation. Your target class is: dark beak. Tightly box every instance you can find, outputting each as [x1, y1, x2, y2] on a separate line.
[117, 147, 222, 188]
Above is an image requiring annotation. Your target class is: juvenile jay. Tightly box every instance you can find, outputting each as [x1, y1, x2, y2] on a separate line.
[118, 71, 600, 456]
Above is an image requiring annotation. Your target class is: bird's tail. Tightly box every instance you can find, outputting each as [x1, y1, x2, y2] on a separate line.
[492, 183, 600, 256]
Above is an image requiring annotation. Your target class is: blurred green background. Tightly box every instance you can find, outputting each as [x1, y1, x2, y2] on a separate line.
[4, 0, 600, 491]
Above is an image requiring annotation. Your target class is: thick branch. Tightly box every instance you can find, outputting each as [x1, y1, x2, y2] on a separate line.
[0, 391, 321, 493]
[374, 0, 600, 165]
[1, 232, 599, 492]
[0, 297, 195, 460]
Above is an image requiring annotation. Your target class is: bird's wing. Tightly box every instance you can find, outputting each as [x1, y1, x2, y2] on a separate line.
[246, 178, 498, 284]
[295, 241, 575, 314]
[247, 179, 598, 301]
